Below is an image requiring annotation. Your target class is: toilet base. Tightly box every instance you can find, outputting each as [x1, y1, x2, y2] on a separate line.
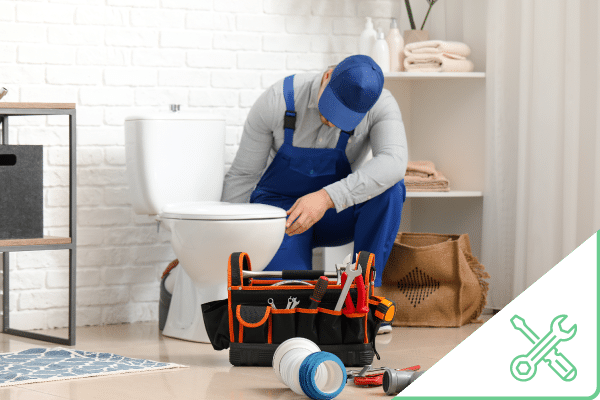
[161, 264, 228, 343]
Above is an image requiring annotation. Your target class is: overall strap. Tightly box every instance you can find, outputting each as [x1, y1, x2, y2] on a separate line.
[335, 129, 353, 150]
[283, 75, 296, 145]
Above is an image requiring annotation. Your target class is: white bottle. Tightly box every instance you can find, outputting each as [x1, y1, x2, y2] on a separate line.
[373, 28, 390, 73]
[386, 18, 404, 72]
[358, 17, 377, 58]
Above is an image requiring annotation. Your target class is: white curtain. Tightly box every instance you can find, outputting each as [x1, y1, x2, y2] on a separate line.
[484, 0, 600, 309]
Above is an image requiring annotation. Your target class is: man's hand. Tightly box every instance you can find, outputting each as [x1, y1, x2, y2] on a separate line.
[286, 189, 335, 236]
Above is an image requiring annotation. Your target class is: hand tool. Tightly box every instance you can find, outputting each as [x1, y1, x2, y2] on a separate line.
[354, 273, 368, 313]
[334, 263, 362, 312]
[348, 365, 421, 387]
[268, 298, 277, 309]
[334, 264, 343, 285]
[334, 253, 353, 285]
[309, 277, 329, 309]
[373, 298, 397, 323]
[290, 298, 300, 309]
[339, 273, 355, 314]
[510, 314, 576, 382]
[285, 297, 293, 309]
[511, 315, 577, 381]
[338, 266, 368, 314]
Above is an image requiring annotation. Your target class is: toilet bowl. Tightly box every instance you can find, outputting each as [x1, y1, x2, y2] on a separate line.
[158, 201, 286, 343]
[160, 202, 286, 288]
[124, 113, 286, 343]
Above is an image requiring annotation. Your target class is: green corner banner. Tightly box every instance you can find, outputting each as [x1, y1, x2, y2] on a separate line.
[397, 230, 599, 399]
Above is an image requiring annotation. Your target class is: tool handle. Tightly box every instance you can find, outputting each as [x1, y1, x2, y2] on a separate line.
[355, 274, 368, 313]
[342, 274, 356, 315]
[281, 270, 330, 280]
[354, 374, 383, 387]
[309, 276, 328, 309]
[242, 270, 337, 278]
[546, 348, 577, 381]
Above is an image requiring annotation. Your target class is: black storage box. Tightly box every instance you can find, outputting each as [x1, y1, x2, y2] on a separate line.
[0, 145, 43, 240]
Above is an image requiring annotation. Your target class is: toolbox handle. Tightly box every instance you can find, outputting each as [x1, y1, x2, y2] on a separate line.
[242, 270, 337, 279]
[281, 270, 331, 280]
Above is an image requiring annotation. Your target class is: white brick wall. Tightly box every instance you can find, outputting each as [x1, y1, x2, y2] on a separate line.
[0, 0, 403, 331]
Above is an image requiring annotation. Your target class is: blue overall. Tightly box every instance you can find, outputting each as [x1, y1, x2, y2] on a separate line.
[249, 75, 405, 286]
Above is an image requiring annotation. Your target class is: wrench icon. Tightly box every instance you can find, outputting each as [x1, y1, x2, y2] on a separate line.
[510, 315, 576, 382]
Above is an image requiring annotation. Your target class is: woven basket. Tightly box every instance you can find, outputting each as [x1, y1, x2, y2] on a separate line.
[376, 232, 490, 327]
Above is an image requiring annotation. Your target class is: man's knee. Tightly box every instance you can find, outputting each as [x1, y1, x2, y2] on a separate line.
[363, 180, 405, 209]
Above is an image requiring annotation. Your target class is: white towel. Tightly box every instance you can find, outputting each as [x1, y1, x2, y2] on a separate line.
[404, 40, 471, 58]
[404, 53, 474, 73]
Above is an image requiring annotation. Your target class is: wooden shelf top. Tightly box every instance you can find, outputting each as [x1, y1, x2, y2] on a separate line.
[0, 236, 72, 247]
[0, 102, 76, 110]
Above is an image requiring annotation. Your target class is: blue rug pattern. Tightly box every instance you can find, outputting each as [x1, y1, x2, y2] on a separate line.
[0, 348, 184, 387]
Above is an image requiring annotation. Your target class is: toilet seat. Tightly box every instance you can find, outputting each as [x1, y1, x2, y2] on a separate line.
[160, 201, 287, 220]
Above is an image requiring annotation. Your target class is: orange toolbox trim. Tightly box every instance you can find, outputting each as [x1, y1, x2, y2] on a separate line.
[318, 307, 342, 316]
[236, 305, 270, 328]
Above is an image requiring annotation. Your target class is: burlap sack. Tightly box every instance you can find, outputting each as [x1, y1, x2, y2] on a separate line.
[376, 232, 490, 327]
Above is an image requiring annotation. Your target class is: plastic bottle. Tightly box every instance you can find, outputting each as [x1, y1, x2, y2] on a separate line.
[386, 18, 404, 72]
[358, 17, 377, 58]
[373, 28, 390, 73]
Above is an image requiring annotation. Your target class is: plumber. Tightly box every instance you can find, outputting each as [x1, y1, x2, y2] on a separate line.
[221, 55, 407, 287]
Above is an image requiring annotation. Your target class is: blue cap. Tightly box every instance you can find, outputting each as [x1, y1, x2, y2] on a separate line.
[318, 55, 384, 132]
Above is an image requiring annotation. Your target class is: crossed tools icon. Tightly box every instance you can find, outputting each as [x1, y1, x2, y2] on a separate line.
[510, 314, 577, 382]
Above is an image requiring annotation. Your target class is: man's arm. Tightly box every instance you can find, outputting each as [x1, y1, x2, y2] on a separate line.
[221, 86, 276, 203]
[323, 90, 408, 212]
[284, 91, 407, 236]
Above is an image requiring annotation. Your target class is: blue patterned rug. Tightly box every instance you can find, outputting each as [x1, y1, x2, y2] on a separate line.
[0, 348, 185, 387]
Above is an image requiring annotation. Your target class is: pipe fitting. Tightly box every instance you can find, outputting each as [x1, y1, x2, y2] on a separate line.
[272, 338, 346, 400]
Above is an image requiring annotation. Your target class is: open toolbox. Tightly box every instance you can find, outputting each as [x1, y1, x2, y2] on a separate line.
[201, 250, 395, 367]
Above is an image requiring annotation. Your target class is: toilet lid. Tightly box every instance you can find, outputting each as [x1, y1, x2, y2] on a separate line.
[160, 201, 287, 220]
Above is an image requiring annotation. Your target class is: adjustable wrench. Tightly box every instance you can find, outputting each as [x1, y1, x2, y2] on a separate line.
[334, 263, 362, 312]
[510, 315, 577, 381]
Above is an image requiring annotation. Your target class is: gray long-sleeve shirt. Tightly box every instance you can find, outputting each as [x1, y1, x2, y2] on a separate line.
[221, 70, 408, 213]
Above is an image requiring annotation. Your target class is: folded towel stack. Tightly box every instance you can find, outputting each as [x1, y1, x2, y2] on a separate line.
[404, 40, 474, 73]
[405, 160, 450, 192]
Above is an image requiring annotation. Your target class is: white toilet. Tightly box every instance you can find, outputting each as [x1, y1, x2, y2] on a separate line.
[124, 112, 287, 343]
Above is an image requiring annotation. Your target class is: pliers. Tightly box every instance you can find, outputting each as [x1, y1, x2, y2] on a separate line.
[348, 365, 421, 387]
[340, 270, 369, 314]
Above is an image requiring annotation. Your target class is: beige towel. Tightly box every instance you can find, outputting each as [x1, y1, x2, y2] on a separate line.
[405, 160, 450, 191]
[404, 53, 474, 73]
[404, 40, 471, 58]
[405, 171, 450, 191]
[406, 160, 436, 178]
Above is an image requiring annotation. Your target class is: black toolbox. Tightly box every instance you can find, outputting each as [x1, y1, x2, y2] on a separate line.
[202, 250, 391, 367]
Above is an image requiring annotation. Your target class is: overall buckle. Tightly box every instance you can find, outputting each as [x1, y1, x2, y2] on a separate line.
[284, 111, 296, 130]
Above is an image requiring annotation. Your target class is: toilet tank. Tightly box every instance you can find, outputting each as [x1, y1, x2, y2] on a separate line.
[125, 113, 226, 215]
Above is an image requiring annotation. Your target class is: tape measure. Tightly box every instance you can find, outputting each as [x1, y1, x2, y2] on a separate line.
[374, 298, 396, 323]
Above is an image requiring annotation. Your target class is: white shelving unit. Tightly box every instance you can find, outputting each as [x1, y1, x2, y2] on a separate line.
[406, 191, 483, 198]
[385, 72, 485, 80]
[386, 71, 486, 259]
